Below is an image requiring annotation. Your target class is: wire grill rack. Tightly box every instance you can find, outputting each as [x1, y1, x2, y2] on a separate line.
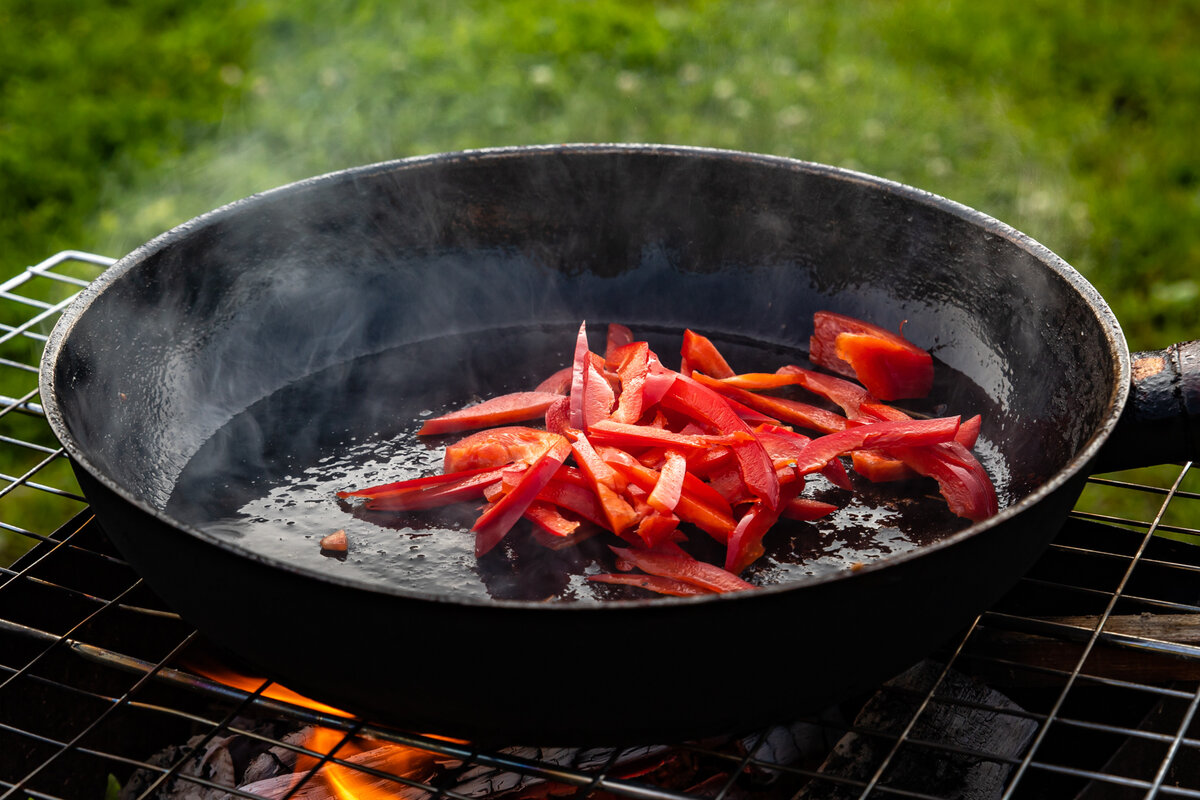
[3, 252, 1200, 800]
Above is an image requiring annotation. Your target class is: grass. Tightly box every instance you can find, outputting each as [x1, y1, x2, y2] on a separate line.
[2, 0, 1198, 562]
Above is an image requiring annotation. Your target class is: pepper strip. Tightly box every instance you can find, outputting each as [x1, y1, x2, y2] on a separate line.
[418, 391, 564, 436]
[659, 375, 780, 509]
[473, 435, 571, 556]
[610, 545, 755, 593]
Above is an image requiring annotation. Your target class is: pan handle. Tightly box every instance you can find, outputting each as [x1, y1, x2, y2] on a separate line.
[1092, 340, 1200, 473]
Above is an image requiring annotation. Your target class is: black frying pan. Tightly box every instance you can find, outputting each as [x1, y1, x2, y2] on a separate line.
[39, 145, 1199, 745]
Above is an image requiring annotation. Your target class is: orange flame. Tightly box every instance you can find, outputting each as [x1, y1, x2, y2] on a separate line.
[185, 655, 354, 717]
[184, 655, 464, 798]
[296, 727, 430, 799]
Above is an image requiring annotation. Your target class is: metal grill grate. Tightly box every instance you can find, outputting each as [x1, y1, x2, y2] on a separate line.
[2, 252, 1199, 800]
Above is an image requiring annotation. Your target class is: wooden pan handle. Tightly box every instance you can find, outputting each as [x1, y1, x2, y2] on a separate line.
[1093, 340, 1200, 472]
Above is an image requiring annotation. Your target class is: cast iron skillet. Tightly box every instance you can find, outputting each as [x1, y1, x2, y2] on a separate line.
[39, 145, 1200, 745]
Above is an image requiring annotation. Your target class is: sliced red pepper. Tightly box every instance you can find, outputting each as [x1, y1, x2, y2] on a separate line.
[524, 501, 581, 537]
[536, 367, 573, 395]
[587, 417, 749, 452]
[792, 416, 961, 474]
[856, 400, 913, 423]
[338, 464, 501, 499]
[536, 477, 613, 531]
[544, 395, 571, 434]
[694, 374, 848, 434]
[680, 329, 736, 379]
[883, 440, 999, 522]
[473, 435, 571, 556]
[443, 426, 562, 472]
[782, 497, 840, 521]
[583, 356, 616, 428]
[358, 467, 510, 511]
[706, 463, 753, 507]
[659, 376, 780, 509]
[810, 311, 933, 400]
[587, 573, 714, 597]
[605, 323, 635, 360]
[723, 469, 806, 574]
[418, 391, 564, 436]
[568, 321, 591, 430]
[775, 364, 873, 416]
[956, 414, 982, 449]
[565, 430, 639, 535]
[753, 424, 854, 491]
[610, 545, 755, 593]
[851, 450, 918, 482]
[717, 372, 804, 391]
[646, 450, 688, 514]
[634, 509, 681, 549]
[607, 459, 736, 541]
[641, 355, 678, 408]
[610, 340, 650, 424]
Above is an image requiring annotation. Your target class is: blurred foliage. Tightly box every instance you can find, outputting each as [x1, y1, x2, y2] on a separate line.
[0, 0, 262, 270]
[2, 0, 1198, 560]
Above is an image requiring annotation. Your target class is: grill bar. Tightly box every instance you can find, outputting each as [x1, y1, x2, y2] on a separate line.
[2, 253, 1200, 799]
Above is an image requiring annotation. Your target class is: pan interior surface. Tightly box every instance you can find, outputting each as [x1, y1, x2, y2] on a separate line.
[44, 146, 1124, 603]
[164, 322, 999, 601]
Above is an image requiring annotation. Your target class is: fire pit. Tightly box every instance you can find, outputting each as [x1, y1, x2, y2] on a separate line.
[3, 252, 1200, 798]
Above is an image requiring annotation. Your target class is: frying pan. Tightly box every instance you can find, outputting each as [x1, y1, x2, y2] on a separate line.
[39, 144, 1199, 745]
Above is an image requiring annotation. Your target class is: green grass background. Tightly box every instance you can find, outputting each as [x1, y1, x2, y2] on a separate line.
[3, 0, 1199, 562]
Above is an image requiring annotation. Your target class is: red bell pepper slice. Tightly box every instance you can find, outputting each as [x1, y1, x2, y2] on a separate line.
[680, 329, 736, 379]
[535, 367, 573, 395]
[883, 440, 999, 522]
[694, 374, 848, 434]
[524, 501, 580, 537]
[610, 545, 755, 593]
[851, 450, 919, 482]
[356, 467, 511, 511]
[752, 425, 854, 491]
[792, 416, 961, 474]
[586, 417, 749, 452]
[338, 464, 501, 499]
[566, 429, 639, 534]
[418, 391, 564, 436]
[473, 435, 571, 556]
[775, 364, 873, 416]
[641, 355, 678, 408]
[605, 323, 635, 360]
[544, 395, 571, 434]
[607, 459, 736, 541]
[810, 311, 933, 400]
[535, 476, 613, 531]
[583, 356, 616, 428]
[568, 321, 591, 430]
[646, 450, 688, 514]
[634, 509, 681, 549]
[956, 414, 982, 449]
[443, 426, 562, 472]
[588, 572, 715, 596]
[659, 376, 780, 509]
[782, 497, 840, 521]
[723, 466, 807, 573]
[609, 341, 650, 424]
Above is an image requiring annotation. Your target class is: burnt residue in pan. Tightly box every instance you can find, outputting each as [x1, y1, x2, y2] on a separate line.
[166, 323, 1013, 603]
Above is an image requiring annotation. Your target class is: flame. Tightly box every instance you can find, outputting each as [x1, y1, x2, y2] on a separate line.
[185, 655, 354, 717]
[184, 654, 465, 798]
[296, 726, 433, 800]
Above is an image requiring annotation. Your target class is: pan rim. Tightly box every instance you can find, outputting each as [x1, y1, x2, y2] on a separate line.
[38, 142, 1132, 611]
